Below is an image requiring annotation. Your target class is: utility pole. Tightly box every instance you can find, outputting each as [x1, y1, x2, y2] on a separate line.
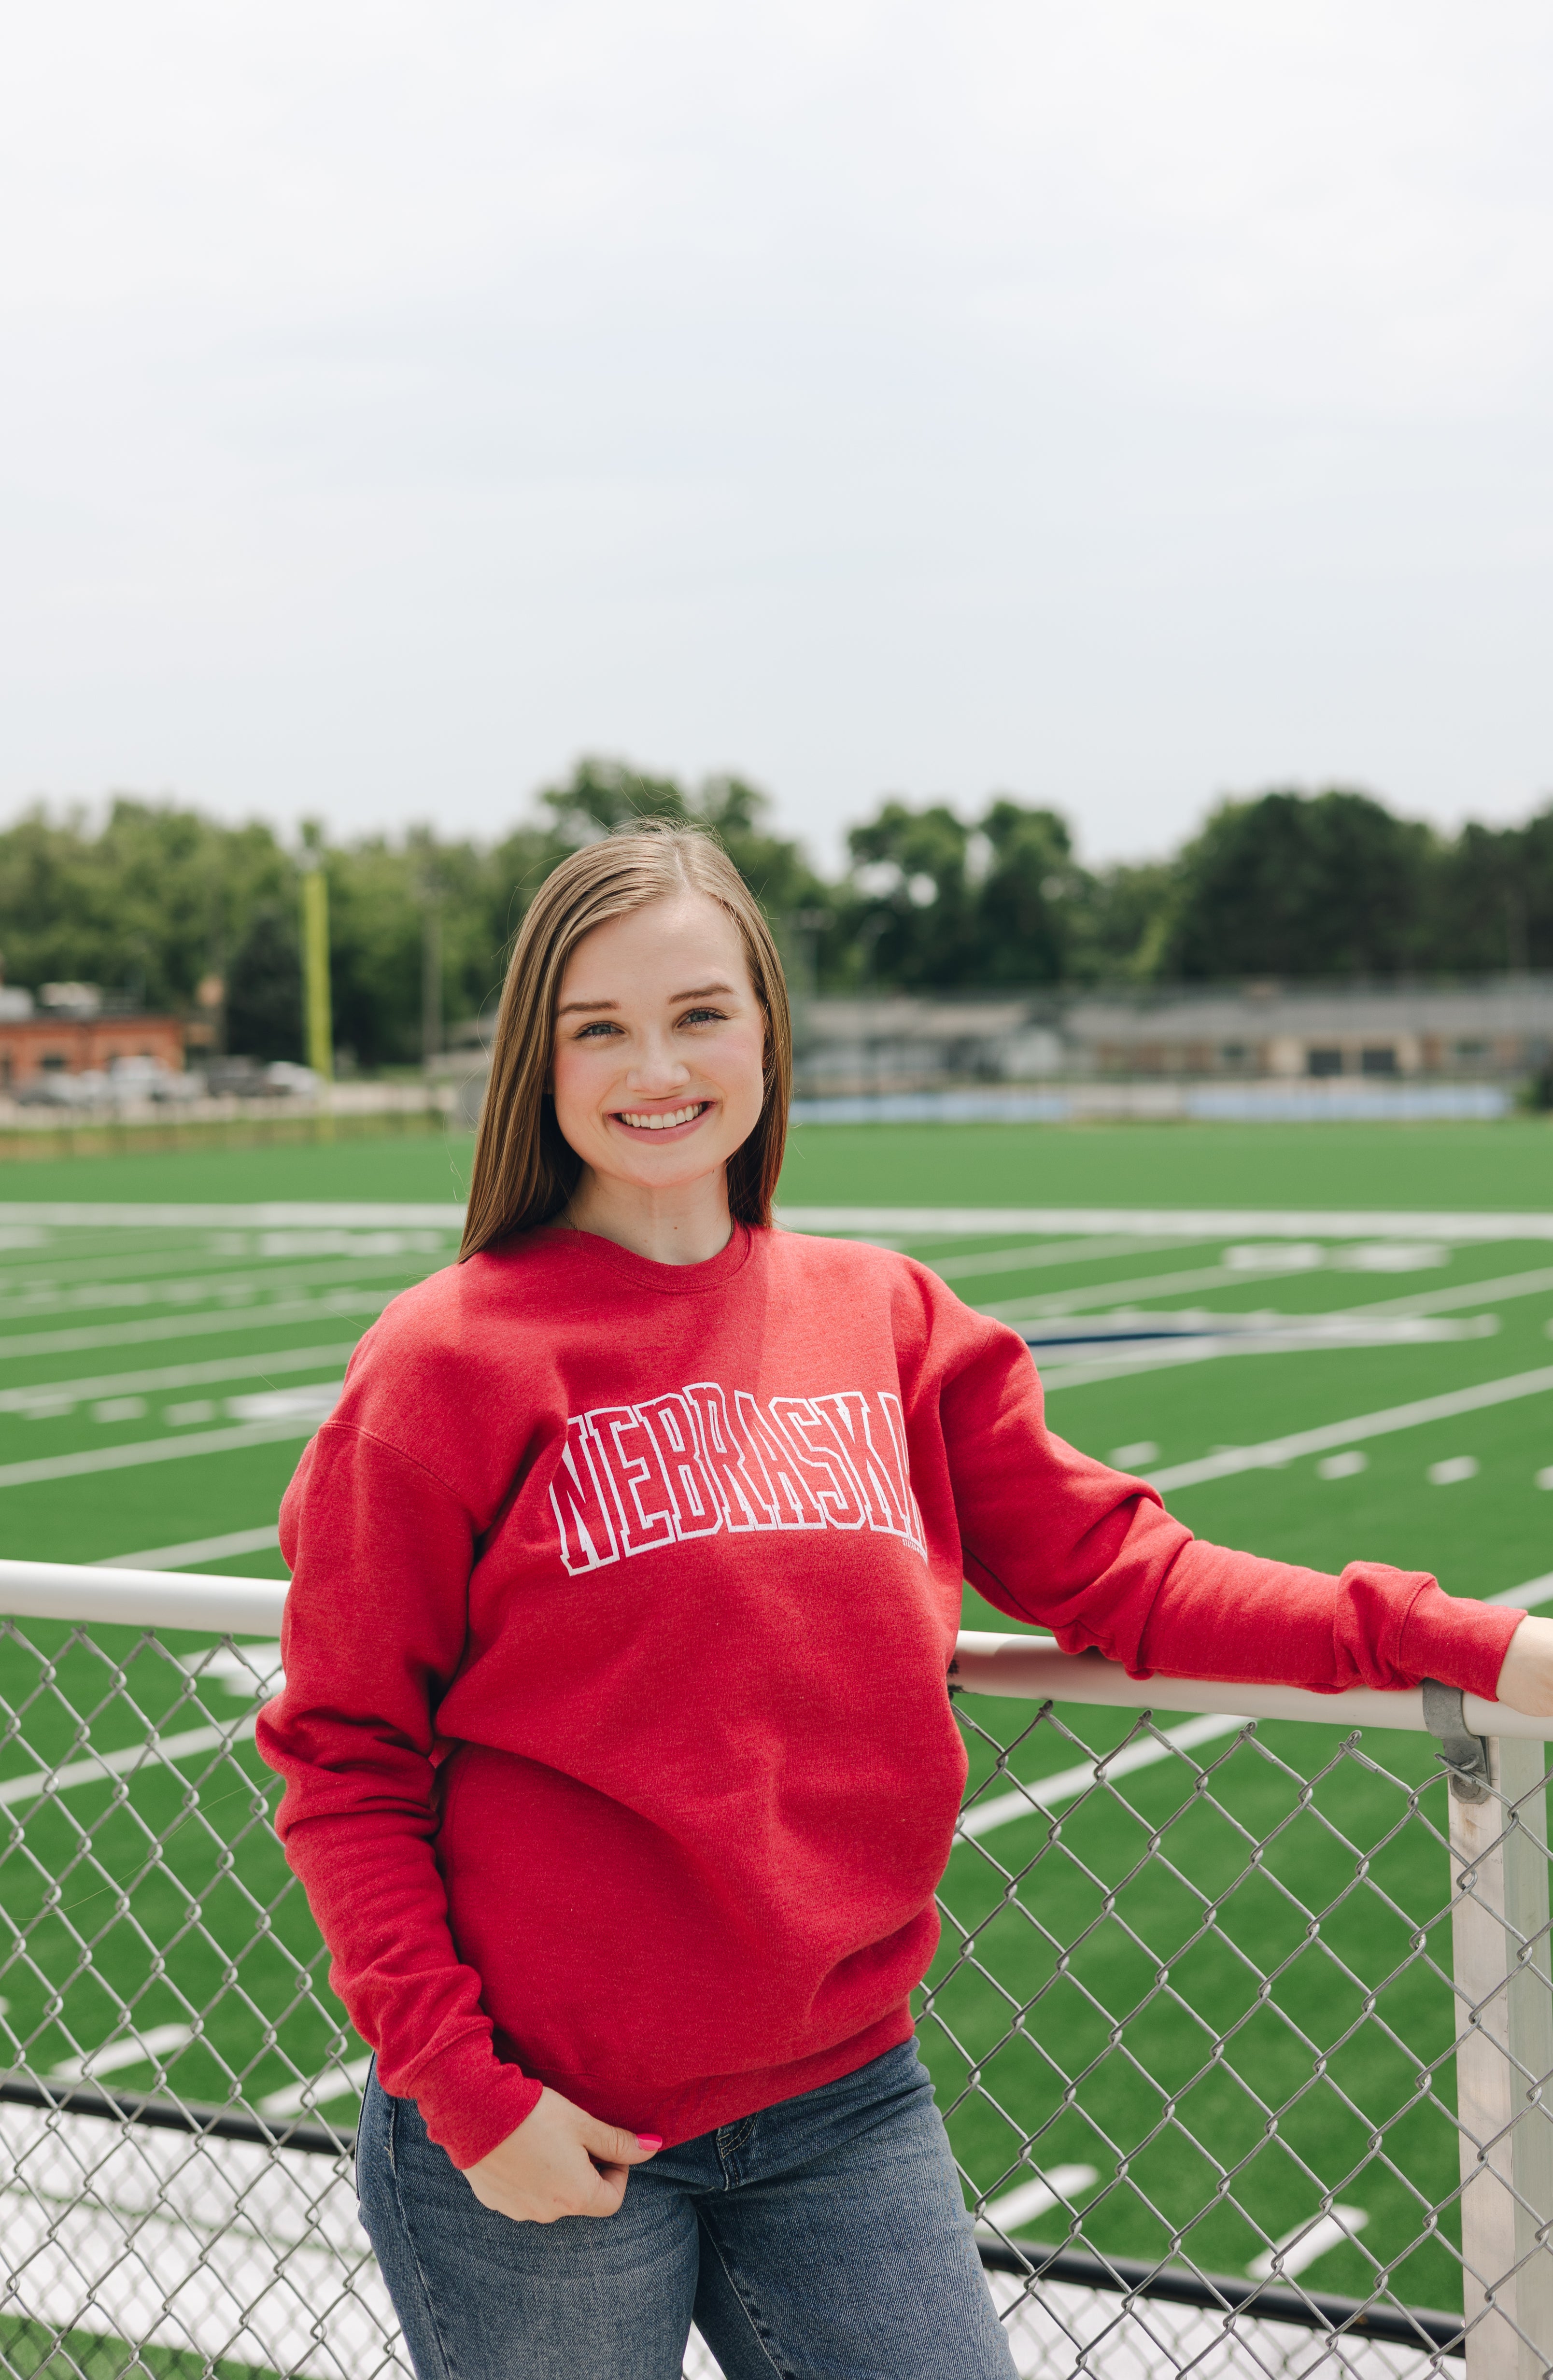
[299, 842, 333, 1082]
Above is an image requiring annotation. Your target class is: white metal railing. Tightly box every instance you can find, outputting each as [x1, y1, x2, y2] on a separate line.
[0, 1556, 286, 1634]
[2, 1563, 1552, 2377]
[954, 1630, 1553, 1744]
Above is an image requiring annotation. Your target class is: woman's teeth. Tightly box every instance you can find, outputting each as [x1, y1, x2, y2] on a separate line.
[619, 1103, 706, 1131]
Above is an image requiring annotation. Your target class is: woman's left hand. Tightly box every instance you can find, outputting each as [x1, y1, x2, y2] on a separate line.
[1493, 1615, 1553, 1718]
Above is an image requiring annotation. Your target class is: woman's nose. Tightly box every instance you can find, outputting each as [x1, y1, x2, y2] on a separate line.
[627, 1040, 691, 1089]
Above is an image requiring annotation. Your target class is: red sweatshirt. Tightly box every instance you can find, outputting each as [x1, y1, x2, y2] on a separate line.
[256, 1223, 1518, 2169]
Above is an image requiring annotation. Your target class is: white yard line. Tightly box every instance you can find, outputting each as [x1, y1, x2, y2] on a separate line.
[257, 2053, 374, 2119]
[1490, 1573, 1553, 1608]
[993, 1255, 1553, 1325]
[97, 1524, 283, 1568]
[3, 1196, 1549, 1236]
[0, 1230, 448, 1290]
[50, 2023, 197, 2082]
[1036, 1319, 1496, 1393]
[1247, 2207, 1369, 2283]
[976, 2165, 1100, 2235]
[1346, 1264, 1553, 1318]
[1025, 1314, 1492, 1349]
[1145, 1365, 1553, 1493]
[779, 1206, 1553, 1241]
[0, 1344, 358, 1414]
[0, 1715, 259, 1808]
[0, 1289, 392, 1364]
[0, 1254, 421, 1324]
[1002, 1247, 1553, 1391]
[1040, 1343, 1292, 1393]
[0, 1200, 465, 1227]
[987, 1261, 1276, 1318]
[957, 1714, 1245, 1839]
[1026, 1307, 1438, 1340]
[0, 1248, 260, 1288]
[927, 1235, 1195, 1280]
[0, 1417, 323, 1492]
[179, 1644, 283, 1697]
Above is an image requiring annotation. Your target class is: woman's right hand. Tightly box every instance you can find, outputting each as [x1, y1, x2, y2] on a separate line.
[462, 2086, 662, 2222]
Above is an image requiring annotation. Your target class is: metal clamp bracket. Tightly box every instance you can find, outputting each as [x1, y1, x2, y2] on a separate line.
[1421, 1678, 1492, 1803]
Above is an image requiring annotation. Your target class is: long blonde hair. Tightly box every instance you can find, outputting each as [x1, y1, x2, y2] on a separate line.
[460, 824, 792, 1260]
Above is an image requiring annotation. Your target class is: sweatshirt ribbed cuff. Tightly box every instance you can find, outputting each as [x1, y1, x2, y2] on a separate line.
[404, 2034, 545, 2171]
[1397, 1582, 1524, 1701]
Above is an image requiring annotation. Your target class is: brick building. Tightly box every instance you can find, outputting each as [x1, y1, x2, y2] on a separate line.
[0, 1013, 187, 1092]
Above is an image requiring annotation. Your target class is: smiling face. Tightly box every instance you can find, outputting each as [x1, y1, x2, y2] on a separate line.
[549, 892, 768, 1207]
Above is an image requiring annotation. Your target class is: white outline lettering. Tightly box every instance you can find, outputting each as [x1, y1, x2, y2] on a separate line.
[551, 1381, 927, 1566]
[636, 1392, 726, 1541]
[586, 1404, 680, 1556]
[549, 1417, 621, 1573]
[768, 1397, 869, 1529]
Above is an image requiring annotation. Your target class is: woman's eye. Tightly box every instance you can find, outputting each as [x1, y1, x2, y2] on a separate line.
[679, 1007, 725, 1027]
[576, 1021, 619, 1039]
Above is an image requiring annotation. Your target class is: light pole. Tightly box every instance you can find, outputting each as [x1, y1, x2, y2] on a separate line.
[298, 842, 333, 1083]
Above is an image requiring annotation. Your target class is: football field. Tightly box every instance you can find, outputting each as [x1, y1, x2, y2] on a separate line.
[3, 1117, 1553, 2350]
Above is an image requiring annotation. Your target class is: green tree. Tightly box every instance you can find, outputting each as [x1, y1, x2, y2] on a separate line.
[1428, 813, 1553, 975]
[525, 757, 833, 985]
[0, 800, 292, 1017]
[832, 794, 1117, 989]
[22, 769, 1553, 1061]
[1071, 859, 1180, 983]
[226, 901, 302, 1061]
[1158, 789, 1438, 980]
[536, 756, 691, 846]
[974, 800, 1086, 985]
[836, 802, 983, 988]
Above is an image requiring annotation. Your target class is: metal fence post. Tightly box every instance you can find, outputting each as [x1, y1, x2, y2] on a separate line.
[1447, 1730, 1553, 2378]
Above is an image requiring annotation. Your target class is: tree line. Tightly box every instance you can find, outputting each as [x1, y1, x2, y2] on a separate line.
[0, 766, 1549, 1069]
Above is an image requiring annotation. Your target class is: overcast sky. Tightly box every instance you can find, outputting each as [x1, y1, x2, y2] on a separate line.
[4, 0, 1553, 873]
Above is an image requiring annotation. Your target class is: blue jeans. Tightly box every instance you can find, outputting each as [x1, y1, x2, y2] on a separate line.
[356, 2039, 1016, 2380]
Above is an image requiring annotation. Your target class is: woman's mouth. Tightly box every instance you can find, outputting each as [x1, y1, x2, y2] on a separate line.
[613, 1102, 711, 1135]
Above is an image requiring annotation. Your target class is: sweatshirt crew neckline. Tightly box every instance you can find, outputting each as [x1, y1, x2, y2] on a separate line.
[525, 1217, 755, 1294]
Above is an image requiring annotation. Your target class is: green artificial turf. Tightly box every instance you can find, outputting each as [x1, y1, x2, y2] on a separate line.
[779, 1117, 1553, 1213]
[0, 1133, 476, 1207]
[1, 1111, 1550, 1214]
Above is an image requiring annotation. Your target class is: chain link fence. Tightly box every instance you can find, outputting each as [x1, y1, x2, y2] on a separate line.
[0, 1578, 1548, 2380]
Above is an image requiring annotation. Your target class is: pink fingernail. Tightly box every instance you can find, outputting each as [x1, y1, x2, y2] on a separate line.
[636, 2134, 663, 2151]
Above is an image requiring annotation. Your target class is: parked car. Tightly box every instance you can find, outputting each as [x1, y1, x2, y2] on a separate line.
[108, 1055, 202, 1103]
[14, 1070, 112, 1108]
[263, 1062, 323, 1098]
[193, 1056, 321, 1100]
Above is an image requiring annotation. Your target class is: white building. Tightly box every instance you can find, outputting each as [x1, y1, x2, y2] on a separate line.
[792, 980, 1553, 1095]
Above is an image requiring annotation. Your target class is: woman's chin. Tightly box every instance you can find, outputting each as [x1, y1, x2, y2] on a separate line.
[582, 1140, 735, 1197]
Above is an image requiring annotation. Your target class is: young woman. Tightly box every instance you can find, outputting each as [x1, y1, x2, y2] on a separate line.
[257, 824, 1553, 2380]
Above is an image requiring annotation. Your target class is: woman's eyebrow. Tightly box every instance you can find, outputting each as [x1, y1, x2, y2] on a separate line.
[556, 979, 736, 1018]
